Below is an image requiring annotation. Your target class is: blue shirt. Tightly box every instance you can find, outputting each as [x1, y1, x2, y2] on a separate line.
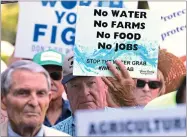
[8, 121, 44, 137]
[53, 107, 113, 136]
[53, 116, 75, 136]
[44, 99, 72, 127]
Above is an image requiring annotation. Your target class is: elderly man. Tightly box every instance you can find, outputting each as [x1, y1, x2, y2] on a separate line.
[1, 60, 70, 137]
[33, 49, 71, 127]
[53, 51, 109, 136]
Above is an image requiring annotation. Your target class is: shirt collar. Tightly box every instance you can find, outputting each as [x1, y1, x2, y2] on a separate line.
[63, 99, 71, 112]
[8, 121, 44, 137]
[71, 107, 109, 126]
[58, 99, 72, 121]
[72, 116, 75, 126]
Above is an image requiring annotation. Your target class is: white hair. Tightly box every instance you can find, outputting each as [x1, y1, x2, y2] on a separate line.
[1, 60, 51, 96]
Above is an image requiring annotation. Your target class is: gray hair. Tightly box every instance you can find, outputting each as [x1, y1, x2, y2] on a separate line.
[1, 60, 51, 96]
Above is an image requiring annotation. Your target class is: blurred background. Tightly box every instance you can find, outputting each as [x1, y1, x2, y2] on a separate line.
[1, 1, 149, 65]
[1, 3, 18, 45]
[1, 2, 18, 66]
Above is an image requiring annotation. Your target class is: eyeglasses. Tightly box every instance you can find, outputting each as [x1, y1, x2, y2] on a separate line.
[49, 72, 62, 81]
[136, 79, 162, 89]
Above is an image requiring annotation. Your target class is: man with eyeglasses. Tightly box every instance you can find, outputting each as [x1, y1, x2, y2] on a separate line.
[33, 49, 71, 127]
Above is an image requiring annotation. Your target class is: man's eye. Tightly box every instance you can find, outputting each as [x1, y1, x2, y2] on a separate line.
[16, 90, 29, 96]
[37, 91, 47, 96]
[91, 81, 96, 84]
[71, 84, 78, 88]
[19, 92, 26, 95]
[88, 81, 96, 85]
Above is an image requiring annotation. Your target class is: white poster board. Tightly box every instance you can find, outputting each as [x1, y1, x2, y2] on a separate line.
[15, 1, 137, 59]
[149, 2, 186, 65]
[76, 105, 186, 136]
[73, 6, 160, 78]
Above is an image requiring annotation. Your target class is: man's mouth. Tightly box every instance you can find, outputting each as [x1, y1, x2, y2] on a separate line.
[24, 112, 39, 116]
[80, 101, 93, 104]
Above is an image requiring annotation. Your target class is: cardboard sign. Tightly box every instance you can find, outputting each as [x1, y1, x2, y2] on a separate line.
[15, 1, 137, 59]
[73, 6, 160, 78]
[76, 105, 186, 136]
[149, 2, 186, 65]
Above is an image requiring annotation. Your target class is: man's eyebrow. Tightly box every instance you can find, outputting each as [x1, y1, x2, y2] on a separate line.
[13, 88, 48, 91]
[14, 88, 30, 91]
[69, 81, 77, 85]
[37, 89, 48, 92]
[69, 77, 80, 84]
[12, 88, 30, 95]
[86, 76, 96, 81]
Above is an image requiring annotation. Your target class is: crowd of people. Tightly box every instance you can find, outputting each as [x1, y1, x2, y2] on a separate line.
[1, 47, 186, 136]
[0, 1, 186, 137]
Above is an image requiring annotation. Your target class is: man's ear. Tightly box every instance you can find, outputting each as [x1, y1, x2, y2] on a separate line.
[63, 84, 71, 100]
[1, 96, 7, 110]
[48, 91, 52, 102]
[63, 84, 68, 94]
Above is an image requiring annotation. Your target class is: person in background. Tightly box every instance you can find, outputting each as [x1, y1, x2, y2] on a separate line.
[102, 49, 186, 107]
[103, 61, 165, 107]
[7, 50, 31, 66]
[1, 60, 70, 136]
[176, 75, 186, 104]
[33, 49, 71, 127]
[144, 75, 186, 109]
[53, 51, 112, 136]
[1, 60, 8, 124]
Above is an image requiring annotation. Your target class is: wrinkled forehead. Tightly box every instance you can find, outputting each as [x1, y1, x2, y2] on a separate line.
[68, 76, 101, 84]
[11, 69, 49, 89]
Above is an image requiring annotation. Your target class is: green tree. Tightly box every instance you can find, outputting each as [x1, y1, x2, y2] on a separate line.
[1, 3, 19, 45]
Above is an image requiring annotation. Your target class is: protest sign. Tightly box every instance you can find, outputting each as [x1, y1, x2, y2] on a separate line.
[76, 105, 186, 136]
[149, 2, 186, 65]
[14, 1, 137, 59]
[73, 6, 160, 78]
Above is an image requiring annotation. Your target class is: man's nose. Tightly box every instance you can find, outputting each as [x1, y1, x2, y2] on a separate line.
[28, 93, 39, 107]
[50, 77, 55, 86]
[81, 84, 90, 96]
[50, 77, 55, 83]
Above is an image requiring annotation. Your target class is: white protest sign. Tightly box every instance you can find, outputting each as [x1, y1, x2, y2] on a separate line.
[76, 105, 186, 136]
[149, 2, 186, 65]
[73, 6, 160, 78]
[15, 1, 137, 59]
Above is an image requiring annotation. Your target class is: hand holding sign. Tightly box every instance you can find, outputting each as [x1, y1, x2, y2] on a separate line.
[102, 60, 137, 106]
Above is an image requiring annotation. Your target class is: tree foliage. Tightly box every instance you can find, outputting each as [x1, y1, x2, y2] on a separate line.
[1, 3, 19, 45]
